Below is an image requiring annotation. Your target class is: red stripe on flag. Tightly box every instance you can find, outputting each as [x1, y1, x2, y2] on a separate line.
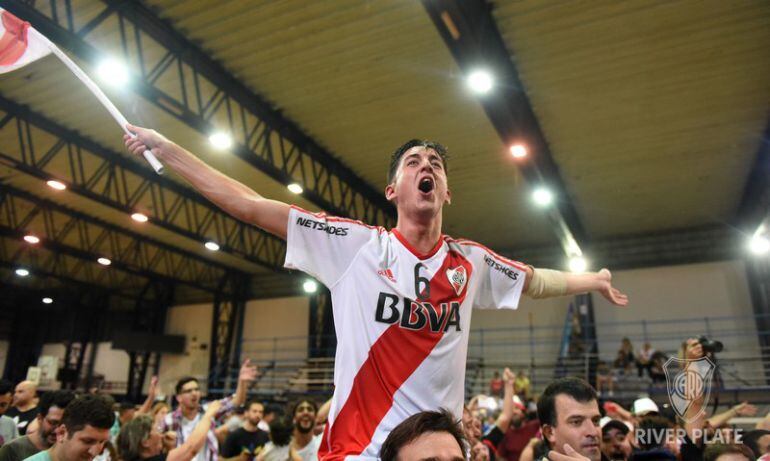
[319, 250, 473, 460]
[0, 11, 30, 67]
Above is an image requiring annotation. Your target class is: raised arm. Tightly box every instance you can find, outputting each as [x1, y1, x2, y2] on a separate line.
[494, 368, 517, 432]
[167, 399, 223, 461]
[233, 359, 258, 407]
[124, 126, 290, 239]
[524, 267, 628, 306]
[706, 401, 757, 430]
[137, 376, 159, 415]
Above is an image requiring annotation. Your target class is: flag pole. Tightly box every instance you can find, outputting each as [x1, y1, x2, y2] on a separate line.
[35, 31, 164, 174]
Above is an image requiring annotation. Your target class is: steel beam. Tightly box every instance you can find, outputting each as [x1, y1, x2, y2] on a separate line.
[4, 0, 395, 227]
[0, 95, 286, 271]
[209, 273, 249, 394]
[0, 183, 237, 293]
[422, 0, 587, 257]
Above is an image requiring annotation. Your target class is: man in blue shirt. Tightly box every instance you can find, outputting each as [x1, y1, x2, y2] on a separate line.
[23, 395, 113, 461]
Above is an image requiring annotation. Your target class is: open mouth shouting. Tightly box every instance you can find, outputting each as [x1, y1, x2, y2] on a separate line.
[418, 177, 435, 194]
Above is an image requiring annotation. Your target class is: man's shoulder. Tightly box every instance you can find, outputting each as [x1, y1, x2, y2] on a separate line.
[4, 435, 35, 451]
[20, 449, 49, 461]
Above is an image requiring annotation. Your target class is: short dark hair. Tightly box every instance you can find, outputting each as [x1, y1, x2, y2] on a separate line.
[742, 430, 770, 458]
[175, 377, 198, 395]
[290, 399, 318, 417]
[245, 399, 264, 411]
[264, 403, 282, 416]
[38, 390, 75, 418]
[62, 395, 115, 434]
[268, 416, 294, 447]
[119, 401, 136, 413]
[0, 380, 13, 396]
[387, 139, 449, 185]
[380, 409, 466, 461]
[537, 377, 597, 427]
[704, 443, 756, 461]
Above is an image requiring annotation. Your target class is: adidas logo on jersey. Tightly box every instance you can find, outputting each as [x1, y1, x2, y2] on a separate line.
[375, 292, 461, 333]
[377, 268, 397, 282]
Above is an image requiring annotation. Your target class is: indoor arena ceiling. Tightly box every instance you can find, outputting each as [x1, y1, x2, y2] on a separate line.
[0, 0, 768, 306]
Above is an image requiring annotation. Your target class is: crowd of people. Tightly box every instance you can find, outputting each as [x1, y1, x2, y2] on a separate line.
[0, 337, 766, 461]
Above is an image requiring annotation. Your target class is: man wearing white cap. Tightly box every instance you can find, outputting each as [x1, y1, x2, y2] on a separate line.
[631, 398, 659, 418]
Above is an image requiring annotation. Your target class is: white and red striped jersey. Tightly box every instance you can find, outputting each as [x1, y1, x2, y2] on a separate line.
[284, 206, 527, 460]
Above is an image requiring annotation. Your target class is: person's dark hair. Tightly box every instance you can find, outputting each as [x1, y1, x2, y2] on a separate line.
[704, 443, 756, 461]
[119, 401, 136, 413]
[268, 416, 294, 447]
[537, 377, 597, 427]
[636, 416, 673, 450]
[742, 430, 770, 458]
[387, 139, 449, 184]
[175, 377, 198, 395]
[264, 403, 282, 417]
[0, 379, 13, 396]
[38, 390, 76, 418]
[245, 399, 264, 412]
[290, 399, 318, 417]
[62, 394, 115, 434]
[116, 415, 153, 461]
[380, 409, 466, 461]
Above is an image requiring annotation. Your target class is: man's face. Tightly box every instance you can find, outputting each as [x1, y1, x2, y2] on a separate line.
[175, 381, 201, 411]
[246, 403, 264, 426]
[14, 383, 34, 407]
[510, 407, 524, 428]
[293, 401, 316, 434]
[544, 395, 601, 461]
[56, 424, 110, 461]
[601, 428, 631, 461]
[396, 431, 464, 461]
[385, 147, 451, 218]
[0, 392, 12, 416]
[40, 406, 65, 447]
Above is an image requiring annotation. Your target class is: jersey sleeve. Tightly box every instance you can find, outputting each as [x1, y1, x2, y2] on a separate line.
[284, 206, 378, 287]
[471, 246, 528, 310]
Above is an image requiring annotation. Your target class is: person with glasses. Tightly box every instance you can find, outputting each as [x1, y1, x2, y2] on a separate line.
[0, 391, 74, 461]
[162, 361, 257, 461]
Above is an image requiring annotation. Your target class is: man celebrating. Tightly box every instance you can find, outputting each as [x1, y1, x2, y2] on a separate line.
[125, 130, 628, 460]
[23, 395, 113, 461]
[0, 391, 75, 461]
[163, 361, 257, 461]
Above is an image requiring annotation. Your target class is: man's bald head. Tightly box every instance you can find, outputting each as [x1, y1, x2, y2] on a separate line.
[14, 381, 37, 408]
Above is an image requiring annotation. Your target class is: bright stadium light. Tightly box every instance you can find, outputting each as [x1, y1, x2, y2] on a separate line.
[532, 187, 553, 207]
[42, 297, 53, 304]
[510, 144, 528, 159]
[569, 256, 588, 273]
[204, 241, 220, 252]
[209, 132, 233, 150]
[749, 235, 770, 255]
[131, 212, 149, 223]
[97, 58, 130, 87]
[46, 180, 67, 191]
[23, 234, 40, 244]
[287, 183, 303, 194]
[303, 280, 318, 294]
[467, 70, 493, 94]
[97, 257, 112, 266]
[15, 268, 29, 277]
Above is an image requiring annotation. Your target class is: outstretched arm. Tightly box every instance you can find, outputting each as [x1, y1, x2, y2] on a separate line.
[523, 267, 628, 306]
[494, 368, 517, 432]
[137, 376, 159, 415]
[124, 126, 290, 239]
